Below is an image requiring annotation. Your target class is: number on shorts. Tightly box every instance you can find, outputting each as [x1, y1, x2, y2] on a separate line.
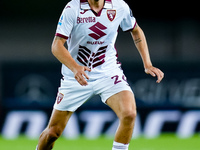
[111, 75, 122, 85]
[111, 75, 127, 85]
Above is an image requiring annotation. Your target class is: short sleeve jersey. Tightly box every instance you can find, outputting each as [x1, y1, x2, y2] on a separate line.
[56, 0, 136, 80]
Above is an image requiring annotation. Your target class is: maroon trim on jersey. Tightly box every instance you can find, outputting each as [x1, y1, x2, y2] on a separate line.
[133, 22, 137, 30]
[80, 0, 111, 3]
[114, 45, 118, 58]
[80, 0, 112, 10]
[55, 33, 68, 40]
[114, 45, 122, 66]
[91, 9, 103, 17]
[124, 22, 137, 32]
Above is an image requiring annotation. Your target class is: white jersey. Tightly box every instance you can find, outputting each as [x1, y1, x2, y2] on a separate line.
[56, 0, 136, 80]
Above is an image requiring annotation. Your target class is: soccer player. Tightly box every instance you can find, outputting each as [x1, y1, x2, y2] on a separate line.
[36, 0, 164, 150]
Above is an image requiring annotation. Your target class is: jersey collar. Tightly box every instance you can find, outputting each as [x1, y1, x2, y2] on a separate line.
[80, 0, 113, 10]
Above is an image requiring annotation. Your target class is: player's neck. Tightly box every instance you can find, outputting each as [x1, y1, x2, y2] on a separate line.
[88, 0, 105, 13]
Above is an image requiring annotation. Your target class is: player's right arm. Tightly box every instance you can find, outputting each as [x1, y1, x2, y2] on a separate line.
[51, 36, 91, 86]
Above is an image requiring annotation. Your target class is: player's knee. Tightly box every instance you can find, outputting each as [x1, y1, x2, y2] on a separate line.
[46, 127, 62, 143]
[121, 109, 137, 125]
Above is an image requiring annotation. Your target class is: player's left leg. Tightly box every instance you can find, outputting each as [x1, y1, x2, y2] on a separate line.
[106, 90, 136, 150]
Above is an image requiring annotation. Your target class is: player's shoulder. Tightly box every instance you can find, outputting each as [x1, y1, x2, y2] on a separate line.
[112, 0, 130, 14]
[112, 0, 129, 7]
[62, 0, 79, 16]
[64, 0, 79, 10]
[112, 0, 130, 12]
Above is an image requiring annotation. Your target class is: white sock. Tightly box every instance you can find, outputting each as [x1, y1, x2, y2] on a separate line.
[112, 141, 129, 150]
[35, 145, 38, 150]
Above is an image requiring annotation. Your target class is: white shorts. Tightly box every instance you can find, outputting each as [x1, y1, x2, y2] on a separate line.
[53, 68, 133, 112]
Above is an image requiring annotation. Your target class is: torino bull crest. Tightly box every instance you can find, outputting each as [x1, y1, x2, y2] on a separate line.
[107, 10, 116, 22]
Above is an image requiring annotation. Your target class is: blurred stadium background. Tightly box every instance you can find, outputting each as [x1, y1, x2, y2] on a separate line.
[0, 0, 200, 149]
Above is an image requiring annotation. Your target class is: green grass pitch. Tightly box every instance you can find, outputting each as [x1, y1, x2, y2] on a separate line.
[0, 134, 199, 150]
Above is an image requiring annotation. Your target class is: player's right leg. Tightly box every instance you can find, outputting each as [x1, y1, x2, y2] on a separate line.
[37, 109, 73, 150]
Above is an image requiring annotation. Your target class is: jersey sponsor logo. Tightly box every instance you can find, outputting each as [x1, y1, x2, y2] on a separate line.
[88, 22, 107, 40]
[87, 41, 104, 45]
[77, 45, 108, 68]
[107, 10, 116, 22]
[77, 17, 96, 24]
[56, 93, 64, 104]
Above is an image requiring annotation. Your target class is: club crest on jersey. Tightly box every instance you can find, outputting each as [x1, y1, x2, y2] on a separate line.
[56, 93, 64, 104]
[107, 10, 116, 22]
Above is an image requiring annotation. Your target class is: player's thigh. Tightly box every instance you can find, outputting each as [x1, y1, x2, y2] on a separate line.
[106, 91, 136, 119]
[47, 109, 73, 134]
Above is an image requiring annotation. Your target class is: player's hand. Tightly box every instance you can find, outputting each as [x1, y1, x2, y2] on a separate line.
[145, 66, 164, 83]
[73, 65, 91, 86]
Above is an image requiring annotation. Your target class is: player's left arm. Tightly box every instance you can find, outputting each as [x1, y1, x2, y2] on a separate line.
[131, 23, 164, 83]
